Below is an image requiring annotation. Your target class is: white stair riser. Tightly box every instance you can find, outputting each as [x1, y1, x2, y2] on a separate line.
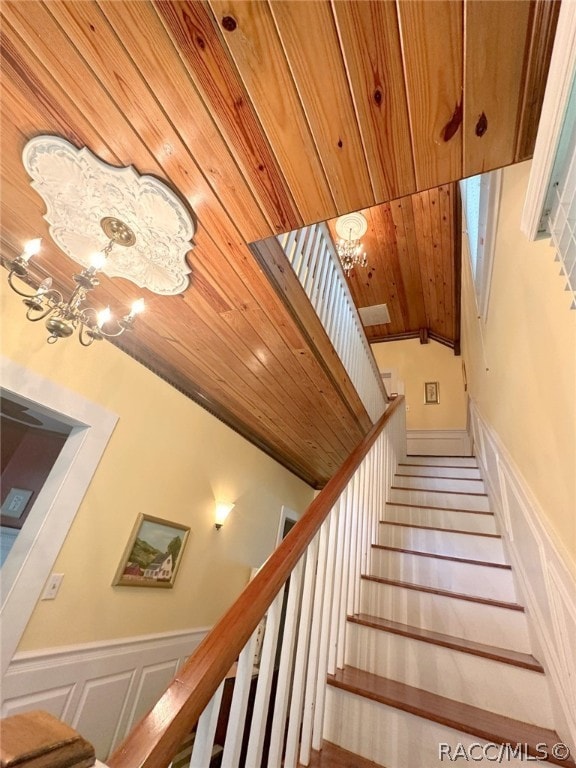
[345, 624, 553, 728]
[370, 549, 517, 601]
[359, 580, 531, 653]
[385, 504, 497, 534]
[405, 456, 478, 467]
[389, 487, 490, 512]
[324, 687, 551, 767]
[394, 476, 486, 494]
[379, 524, 506, 563]
[398, 465, 482, 479]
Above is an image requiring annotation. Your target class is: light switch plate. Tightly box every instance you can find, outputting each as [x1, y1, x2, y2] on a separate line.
[41, 573, 64, 600]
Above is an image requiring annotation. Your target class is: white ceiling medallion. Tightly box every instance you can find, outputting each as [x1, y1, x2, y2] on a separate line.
[22, 136, 195, 295]
[335, 212, 368, 241]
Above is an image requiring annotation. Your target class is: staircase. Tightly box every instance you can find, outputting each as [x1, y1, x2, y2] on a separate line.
[322, 456, 574, 768]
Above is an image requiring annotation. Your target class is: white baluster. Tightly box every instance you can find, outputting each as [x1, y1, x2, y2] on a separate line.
[312, 506, 340, 750]
[220, 630, 259, 768]
[299, 519, 330, 766]
[244, 586, 285, 768]
[188, 681, 225, 768]
[284, 535, 319, 768]
[267, 557, 305, 767]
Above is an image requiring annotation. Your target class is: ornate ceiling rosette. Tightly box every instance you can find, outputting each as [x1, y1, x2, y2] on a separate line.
[22, 136, 195, 295]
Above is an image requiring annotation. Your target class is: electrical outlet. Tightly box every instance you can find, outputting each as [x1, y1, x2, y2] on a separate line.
[41, 573, 64, 601]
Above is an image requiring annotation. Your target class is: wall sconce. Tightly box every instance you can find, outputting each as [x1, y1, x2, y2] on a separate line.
[214, 502, 234, 531]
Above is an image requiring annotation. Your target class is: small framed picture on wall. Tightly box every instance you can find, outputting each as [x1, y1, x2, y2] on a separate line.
[424, 381, 440, 404]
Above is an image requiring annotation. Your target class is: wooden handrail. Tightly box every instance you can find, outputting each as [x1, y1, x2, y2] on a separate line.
[108, 396, 405, 768]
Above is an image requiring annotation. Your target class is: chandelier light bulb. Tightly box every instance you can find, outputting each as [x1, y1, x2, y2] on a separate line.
[36, 277, 53, 296]
[130, 298, 145, 317]
[97, 306, 111, 328]
[21, 238, 42, 262]
[90, 251, 107, 270]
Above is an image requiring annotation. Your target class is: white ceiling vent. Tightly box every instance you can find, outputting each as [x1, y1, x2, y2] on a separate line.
[358, 303, 391, 326]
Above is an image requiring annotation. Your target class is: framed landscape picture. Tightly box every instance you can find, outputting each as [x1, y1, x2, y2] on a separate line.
[113, 513, 190, 588]
[424, 381, 440, 404]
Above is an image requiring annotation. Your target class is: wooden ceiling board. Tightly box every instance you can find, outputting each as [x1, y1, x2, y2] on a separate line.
[95, 0, 271, 242]
[437, 187, 455, 340]
[364, 206, 409, 332]
[185, 264, 356, 458]
[268, 0, 374, 214]
[412, 189, 437, 330]
[389, 197, 428, 332]
[249, 237, 372, 431]
[0, 0, 558, 487]
[154, 0, 300, 237]
[184, 232, 370, 445]
[463, 0, 532, 177]
[207, 0, 337, 225]
[130, 301, 344, 479]
[331, 0, 416, 202]
[397, 0, 463, 191]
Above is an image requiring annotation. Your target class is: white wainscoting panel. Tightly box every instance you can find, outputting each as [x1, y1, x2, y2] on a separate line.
[468, 400, 576, 750]
[406, 429, 473, 456]
[1, 626, 209, 760]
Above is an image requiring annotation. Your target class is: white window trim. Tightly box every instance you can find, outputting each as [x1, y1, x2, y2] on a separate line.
[522, 0, 576, 240]
[461, 170, 502, 323]
[0, 357, 117, 680]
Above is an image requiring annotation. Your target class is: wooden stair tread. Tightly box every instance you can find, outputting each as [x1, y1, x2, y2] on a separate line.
[361, 575, 525, 611]
[301, 740, 386, 767]
[348, 614, 543, 671]
[380, 520, 501, 538]
[372, 544, 512, 569]
[328, 667, 575, 767]
[386, 500, 494, 515]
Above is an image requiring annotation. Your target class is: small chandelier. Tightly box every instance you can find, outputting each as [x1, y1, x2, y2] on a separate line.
[335, 212, 368, 275]
[5, 217, 145, 346]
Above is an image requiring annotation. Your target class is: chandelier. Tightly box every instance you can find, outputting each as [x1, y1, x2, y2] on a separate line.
[5, 217, 145, 346]
[335, 212, 368, 275]
[3, 134, 198, 347]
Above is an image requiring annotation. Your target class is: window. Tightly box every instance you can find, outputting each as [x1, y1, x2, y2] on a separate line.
[460, 170, 502, 321]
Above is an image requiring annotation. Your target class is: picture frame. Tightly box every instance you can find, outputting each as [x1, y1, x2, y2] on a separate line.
[424, 381, 440, 404]
[112, 513, 190, 588]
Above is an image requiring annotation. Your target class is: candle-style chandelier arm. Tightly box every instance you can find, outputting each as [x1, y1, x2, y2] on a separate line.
[5, 222, 146, 345]
[7, 265, 62, 304]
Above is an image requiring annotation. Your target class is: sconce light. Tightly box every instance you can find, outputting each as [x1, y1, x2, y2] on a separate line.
[214, 502, 234, 531]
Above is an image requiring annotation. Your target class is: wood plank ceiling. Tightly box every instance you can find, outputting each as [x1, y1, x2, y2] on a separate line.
[0, 0, 559, 488]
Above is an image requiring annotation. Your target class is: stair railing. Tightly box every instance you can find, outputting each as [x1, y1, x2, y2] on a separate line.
[277, 223, 389, 423]
[108, 396, 406, 768]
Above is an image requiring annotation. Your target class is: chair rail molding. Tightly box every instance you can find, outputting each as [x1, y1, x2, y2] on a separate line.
[469, 399, 576, 750]
[0, 356, 118, 680]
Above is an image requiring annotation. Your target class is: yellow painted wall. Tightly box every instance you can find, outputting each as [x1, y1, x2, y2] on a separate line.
[461, 160, 576, 564]
[372, 338, 467, 430]
[0, 281, 314, 651]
